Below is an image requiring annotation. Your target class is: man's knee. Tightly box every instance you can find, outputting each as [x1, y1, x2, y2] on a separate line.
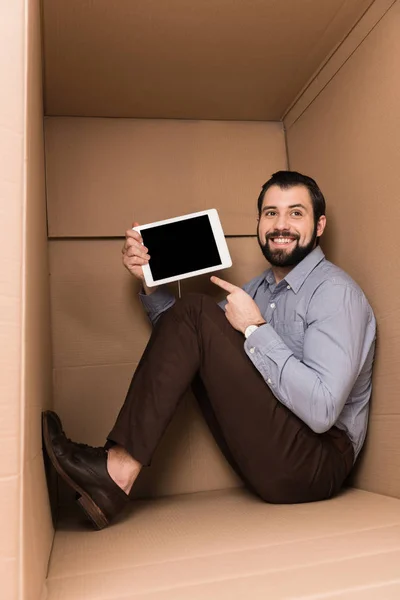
[173, 292, 220, 315]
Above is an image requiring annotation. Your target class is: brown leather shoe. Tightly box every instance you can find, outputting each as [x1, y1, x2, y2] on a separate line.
[42, 411, 129, 529]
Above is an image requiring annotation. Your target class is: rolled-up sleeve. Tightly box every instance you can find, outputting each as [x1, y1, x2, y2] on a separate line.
[244, 283, 374, 433]
[139, 286, 176, 325]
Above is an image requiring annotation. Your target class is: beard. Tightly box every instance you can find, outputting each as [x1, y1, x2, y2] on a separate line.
[258, 223, 318, 268]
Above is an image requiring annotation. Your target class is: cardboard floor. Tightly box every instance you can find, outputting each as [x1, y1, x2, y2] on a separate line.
[46, 487, 400, 599]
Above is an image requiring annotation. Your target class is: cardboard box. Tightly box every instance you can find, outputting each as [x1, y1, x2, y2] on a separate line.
[2, 1, 400, 599]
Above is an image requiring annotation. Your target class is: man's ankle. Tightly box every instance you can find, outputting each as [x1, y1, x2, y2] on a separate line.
[106, 445, 142, 494]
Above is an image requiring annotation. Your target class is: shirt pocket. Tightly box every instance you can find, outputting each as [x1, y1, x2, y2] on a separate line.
[273, 320, 305, 360]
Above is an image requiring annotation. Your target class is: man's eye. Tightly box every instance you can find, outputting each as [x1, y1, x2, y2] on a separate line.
[291, 211, 302, 217]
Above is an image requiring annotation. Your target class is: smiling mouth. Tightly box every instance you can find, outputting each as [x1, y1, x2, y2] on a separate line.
[269, 237, 297, 246]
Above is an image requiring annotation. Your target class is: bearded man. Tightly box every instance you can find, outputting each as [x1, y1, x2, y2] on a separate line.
[43, 171, 376, 530]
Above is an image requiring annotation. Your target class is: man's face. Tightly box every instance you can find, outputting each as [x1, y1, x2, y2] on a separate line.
[257, 185, 326, 268]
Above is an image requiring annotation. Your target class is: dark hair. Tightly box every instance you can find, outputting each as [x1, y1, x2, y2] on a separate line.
[257, 171, 326, 222]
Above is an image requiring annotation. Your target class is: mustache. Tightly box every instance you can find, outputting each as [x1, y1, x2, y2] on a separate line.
[265, 230, 300, 241]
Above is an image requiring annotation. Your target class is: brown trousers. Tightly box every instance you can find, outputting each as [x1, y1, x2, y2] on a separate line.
[107, 293, 354, 504]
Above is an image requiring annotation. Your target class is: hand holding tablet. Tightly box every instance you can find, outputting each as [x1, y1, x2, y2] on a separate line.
[122, 223, 153, 284]
[133, 209, 232, 287]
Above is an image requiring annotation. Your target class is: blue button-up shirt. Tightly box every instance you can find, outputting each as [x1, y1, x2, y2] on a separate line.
[141, 246, 376, 460]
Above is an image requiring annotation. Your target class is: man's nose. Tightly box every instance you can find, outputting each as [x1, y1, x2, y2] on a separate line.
[275, 213, 289, 231]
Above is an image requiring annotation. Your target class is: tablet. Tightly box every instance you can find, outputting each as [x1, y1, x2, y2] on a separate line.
[133, 209, 232, 287]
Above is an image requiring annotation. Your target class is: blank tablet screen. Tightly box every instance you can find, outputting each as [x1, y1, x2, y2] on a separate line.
[141, 215, 222, 281]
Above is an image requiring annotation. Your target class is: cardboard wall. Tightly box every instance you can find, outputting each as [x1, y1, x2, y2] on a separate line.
[41, 0, 373, 121]
[285, 0, 400, 498]
[45, 118, 285, 237]
[46, 119, 287, 498]
[0, 3, 25, 597]
[22, 1, 54, 599]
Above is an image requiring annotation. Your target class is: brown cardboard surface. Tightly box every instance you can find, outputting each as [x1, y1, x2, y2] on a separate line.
[53, 363, 139, 446]
[0, 478, 19, 580]
[46, 488, 400, 599]
[22, 2, 55, 600]
[48, 551, 400, 600]
[23, 453, 54, 600]
[319, 584, 400, 600]
[366, 314, 400, 416]
[284, 0, 396, 127]
[352, 415, 400, 497]
[44, 118, 286, 237]
[0, 1, 25, 598]
[49, 239, 154, 369]
[42, 0, 372, 120]
[56, 554, 400, 600]
[286, 0, 400, 498]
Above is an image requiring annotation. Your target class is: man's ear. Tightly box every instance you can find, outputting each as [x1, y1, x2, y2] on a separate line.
[316, 215, 327, 237]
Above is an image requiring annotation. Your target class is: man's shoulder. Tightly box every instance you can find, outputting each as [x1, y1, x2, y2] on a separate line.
[311, 259, 374, 322]
[316, 258, 366, 296]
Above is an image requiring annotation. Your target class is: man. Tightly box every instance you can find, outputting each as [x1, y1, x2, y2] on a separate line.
[43, 171, 376, 530]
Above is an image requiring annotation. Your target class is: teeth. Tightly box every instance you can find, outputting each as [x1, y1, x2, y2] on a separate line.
[272, 238, 293, 244]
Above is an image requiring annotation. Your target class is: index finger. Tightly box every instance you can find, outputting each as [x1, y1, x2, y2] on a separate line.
[210, 276, 237, 293]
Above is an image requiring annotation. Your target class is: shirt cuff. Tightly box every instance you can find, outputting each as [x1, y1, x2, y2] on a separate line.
[244, 323, 294, 392]
[244, 323, 282, 353]
[139, 286, 175, 316]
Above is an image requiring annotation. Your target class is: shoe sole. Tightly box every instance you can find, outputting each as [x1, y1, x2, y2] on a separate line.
[42, 412, 109, 530]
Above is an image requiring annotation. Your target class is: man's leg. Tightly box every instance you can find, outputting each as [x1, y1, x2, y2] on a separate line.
[107, 293, 354, 504]
[43, 293, 353, 529]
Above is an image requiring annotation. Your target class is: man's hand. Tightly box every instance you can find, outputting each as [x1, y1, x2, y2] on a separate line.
[122, 222, 157, 295]
[211, 276, 265, 334]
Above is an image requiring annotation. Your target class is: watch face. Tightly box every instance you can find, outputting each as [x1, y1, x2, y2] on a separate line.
[245, 325, 258, 339]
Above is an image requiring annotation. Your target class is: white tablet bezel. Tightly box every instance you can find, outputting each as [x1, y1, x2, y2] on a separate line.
[133, 209, 232, 287]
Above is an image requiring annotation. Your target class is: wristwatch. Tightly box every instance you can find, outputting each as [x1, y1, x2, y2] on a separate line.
[244, 322, 266, 339]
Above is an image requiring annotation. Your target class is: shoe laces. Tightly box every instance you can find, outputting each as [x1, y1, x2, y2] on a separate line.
[63, 434, 105, 457]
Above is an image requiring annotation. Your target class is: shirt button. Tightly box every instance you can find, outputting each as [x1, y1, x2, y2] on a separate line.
[249, 347, 255, 354]
[287, 285, 291, 289]
[267, 378, 272, 384]
[270, 303, 276, 308]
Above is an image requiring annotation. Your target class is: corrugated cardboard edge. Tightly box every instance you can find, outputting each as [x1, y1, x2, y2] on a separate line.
[20, 2, 54, 600]
[284, 0, 397, 129]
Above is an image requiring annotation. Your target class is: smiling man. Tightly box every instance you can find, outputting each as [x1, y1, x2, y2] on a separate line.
[258, 183, 325, 270]
[43, 171, 376, 530]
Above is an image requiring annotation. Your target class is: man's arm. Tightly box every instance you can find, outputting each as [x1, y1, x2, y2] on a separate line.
[122, 223, 176, 325]
[243, 282, 375, 433]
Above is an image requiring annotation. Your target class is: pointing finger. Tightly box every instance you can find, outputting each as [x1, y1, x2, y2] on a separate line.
[210, 276, 238, 293]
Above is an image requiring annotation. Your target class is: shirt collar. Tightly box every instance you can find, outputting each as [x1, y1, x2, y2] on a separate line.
[264, 246, 325, 294]
[265, 269, 276, 287]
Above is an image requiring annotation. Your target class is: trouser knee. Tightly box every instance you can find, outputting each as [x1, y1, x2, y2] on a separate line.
[172, 293, 217, 316]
